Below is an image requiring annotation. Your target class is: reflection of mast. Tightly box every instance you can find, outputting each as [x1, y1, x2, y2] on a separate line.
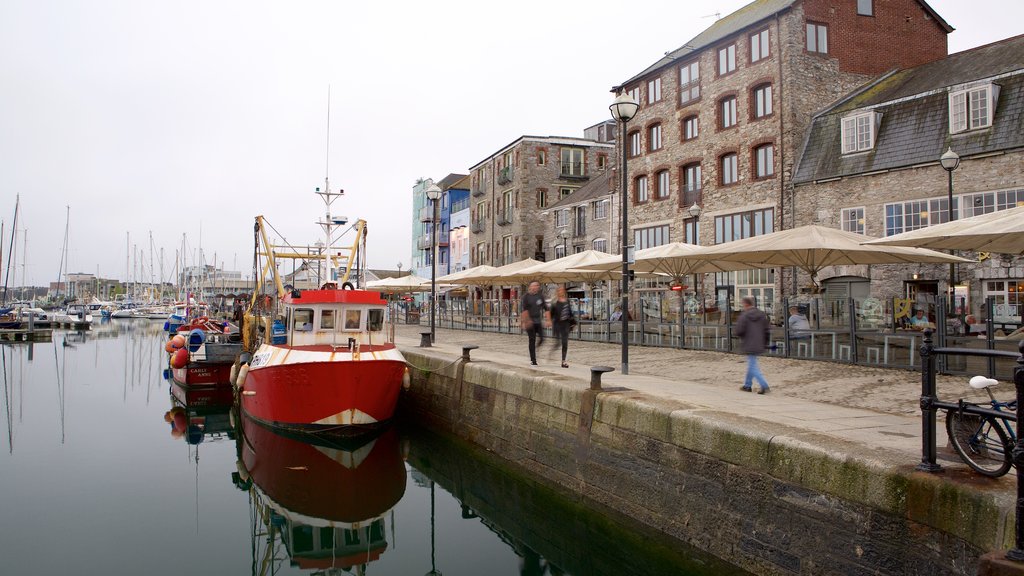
[2, 346, 12, 453]
[426, 480, 441, 576]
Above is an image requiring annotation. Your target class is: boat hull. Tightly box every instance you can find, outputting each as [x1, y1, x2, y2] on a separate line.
[172, 362, 234, 387]
[240, 343, 405, 435]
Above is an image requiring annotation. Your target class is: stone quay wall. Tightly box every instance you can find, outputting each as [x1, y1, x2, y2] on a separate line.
[399, 347, 1014, 575]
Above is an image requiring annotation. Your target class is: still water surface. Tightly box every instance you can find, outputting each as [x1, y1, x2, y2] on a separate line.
[0, 321, 746, 575]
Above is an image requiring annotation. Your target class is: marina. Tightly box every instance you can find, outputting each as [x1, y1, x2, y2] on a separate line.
[0, 323, 743, 575]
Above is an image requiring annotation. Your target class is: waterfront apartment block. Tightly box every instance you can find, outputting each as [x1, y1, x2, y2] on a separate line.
[793, 34, 1024, 321]
[468, 136, 614, 267]
[613, 0, 951, 304]
[411, 174, 468, 281]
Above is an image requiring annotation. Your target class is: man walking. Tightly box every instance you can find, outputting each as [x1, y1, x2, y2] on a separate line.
[735, 296, 771, 394]
[520, 281, 548, 365]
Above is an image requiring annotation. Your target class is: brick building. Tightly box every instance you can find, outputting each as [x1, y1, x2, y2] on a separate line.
[793, 34, 1024, 322]
[468, 136, 614, 267]
[612, 0, 950, 305]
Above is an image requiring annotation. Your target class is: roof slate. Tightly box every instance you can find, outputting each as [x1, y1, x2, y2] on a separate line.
[616, 0, 952, 90]
[548, 170, 614, 210]
[794, 36, 1024, 184]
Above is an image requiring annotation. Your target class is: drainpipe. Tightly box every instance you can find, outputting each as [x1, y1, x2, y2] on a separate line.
[776, 12, 797, 296]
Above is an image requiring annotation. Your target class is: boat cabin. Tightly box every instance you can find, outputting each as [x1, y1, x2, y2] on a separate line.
[282, 289, 390, 347]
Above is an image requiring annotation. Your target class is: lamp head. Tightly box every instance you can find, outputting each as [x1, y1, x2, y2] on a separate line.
[609, 91, 639, 122]
[558, 228, 570, 240]
[425, 184, 442, 201]
[687, 202, 702, 218]
[940, 146, 961, 172]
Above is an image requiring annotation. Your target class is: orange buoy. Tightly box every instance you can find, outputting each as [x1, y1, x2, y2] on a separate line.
[171, 334, 186, 349]
[170, 347, 189, 369]
[164, 340, 175, 353]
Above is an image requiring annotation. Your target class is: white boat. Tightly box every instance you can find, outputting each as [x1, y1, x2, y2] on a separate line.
[52, 303, 93, 327]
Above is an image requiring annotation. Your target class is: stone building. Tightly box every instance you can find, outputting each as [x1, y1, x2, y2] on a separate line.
[468, 136, 614, 267]
[612, 0, 951, 306]
[793, 34, 1024, 322]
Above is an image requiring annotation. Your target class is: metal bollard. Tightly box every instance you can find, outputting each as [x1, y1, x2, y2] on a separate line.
[462, 345, 478, 362]
[590, 366, 614, 390]
[419, 332, 432, 347]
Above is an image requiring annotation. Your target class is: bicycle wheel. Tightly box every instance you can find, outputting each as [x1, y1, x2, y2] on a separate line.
[946, 410, 1012, 477]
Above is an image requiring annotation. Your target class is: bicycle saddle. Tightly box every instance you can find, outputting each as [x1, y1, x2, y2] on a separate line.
[969, 375, 999, 389]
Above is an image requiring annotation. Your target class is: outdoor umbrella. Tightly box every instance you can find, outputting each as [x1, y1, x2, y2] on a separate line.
[568, 242, 753, 281]
[459, 258, 543, 285]
[862, 205, 1024, 254]
[365, 274, 433, 293]
[436, 265, 496, 284]
[503, 250, 623, 284]
[697, 224, 972, 291]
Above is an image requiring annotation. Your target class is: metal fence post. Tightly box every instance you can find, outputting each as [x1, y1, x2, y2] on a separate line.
[848, 297, 858, 364]
[1007, 341, 1024, 561]
[916, 329, 942, 472]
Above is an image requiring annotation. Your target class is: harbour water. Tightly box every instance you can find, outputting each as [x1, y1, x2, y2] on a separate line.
[0, 321, 747, 575]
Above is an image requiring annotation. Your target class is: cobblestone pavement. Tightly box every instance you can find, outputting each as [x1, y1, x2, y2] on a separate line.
[396, 324, 991, 418]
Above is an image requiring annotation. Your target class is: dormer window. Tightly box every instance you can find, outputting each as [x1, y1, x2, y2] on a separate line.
[949, 84, 999, 134]
[841, 111, 881, 154]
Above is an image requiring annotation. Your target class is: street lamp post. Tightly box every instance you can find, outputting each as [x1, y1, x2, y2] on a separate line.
[687, 202, 702, 297]
[940, 147, 961, 307]
[558, 228, 569, 258]
[610, 91, 639, 375]
[426, 184, 443, 343]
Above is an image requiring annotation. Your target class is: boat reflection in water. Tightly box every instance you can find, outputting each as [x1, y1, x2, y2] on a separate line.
[165, 381, 236, 444]
[234, 416, 406, 574]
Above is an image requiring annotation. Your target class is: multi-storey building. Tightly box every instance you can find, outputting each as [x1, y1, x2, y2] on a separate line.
[468, 136, 614, 267]
[448, 175, 472, 273]
[411, 174, 468, 280]
[793, 34, 1024, 320]
[613, 0, 950, 303]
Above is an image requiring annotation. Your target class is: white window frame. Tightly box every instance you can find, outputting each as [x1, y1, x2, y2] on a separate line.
[857, 0, 873, 16]
[841, 111, 880, 154]
[629, 131, 641, 157]
[949, 84, 998, 134]
[634, 224, 670, 250]
[647, 77, 662, 103]
[718, 44, 736, 75]
[750, 29, 769, 62]
[554, 209, 568, 227]
[628, 87, 640, 108]
[841, 207, 866, 235]
[679, 61, 700, 104]
[593, 199, 609, 220]
[593, 238, 608, 252]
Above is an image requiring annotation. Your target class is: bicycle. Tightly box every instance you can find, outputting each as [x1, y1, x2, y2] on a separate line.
[945, 375, 1018, 477]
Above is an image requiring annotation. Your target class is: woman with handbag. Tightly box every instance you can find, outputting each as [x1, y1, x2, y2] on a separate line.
[547, 285, 575, 368]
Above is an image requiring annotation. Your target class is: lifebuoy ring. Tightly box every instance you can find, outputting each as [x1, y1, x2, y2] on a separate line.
[342, 282, 355, 290]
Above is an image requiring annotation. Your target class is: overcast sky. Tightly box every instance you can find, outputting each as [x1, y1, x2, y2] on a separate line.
[1, 0, 1021, 288]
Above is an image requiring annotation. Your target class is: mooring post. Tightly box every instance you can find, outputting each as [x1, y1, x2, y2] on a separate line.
[419, 332, 432, 347]
[917, 329, 942, 472]
[590, 366, 614, 391]
[461, 345, 478, 362]
[1007, 341, 1024, 562]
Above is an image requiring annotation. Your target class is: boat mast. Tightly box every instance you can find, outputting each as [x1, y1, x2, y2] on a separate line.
[2, 194, 18, 305]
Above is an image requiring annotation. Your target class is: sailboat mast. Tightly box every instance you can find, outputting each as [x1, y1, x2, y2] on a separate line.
[2, 194, 19, 305]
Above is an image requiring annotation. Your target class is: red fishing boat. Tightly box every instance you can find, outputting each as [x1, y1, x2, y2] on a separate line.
[238, 182, 408, 436]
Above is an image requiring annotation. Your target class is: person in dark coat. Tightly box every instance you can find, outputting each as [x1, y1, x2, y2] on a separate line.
[546, 285, 574, 368]
[735, 295, 771, 394]
[520, 281, 548, 365]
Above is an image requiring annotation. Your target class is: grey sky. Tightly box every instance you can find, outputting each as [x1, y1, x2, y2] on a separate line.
[1, 0, 1020, 288]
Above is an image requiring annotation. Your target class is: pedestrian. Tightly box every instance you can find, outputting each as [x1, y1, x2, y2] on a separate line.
[520, 281, 548, 365]
[547, 286, 574, 368]
[735, 295, 771, 394]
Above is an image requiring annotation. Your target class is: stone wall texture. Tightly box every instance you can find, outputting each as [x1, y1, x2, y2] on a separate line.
[400, 348, 1015, 575]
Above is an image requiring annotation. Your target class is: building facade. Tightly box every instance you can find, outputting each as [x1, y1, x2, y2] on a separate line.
[468, 136, 614, 267]
[793, 34, 1024, 322]
[613, 0, 950, 305]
